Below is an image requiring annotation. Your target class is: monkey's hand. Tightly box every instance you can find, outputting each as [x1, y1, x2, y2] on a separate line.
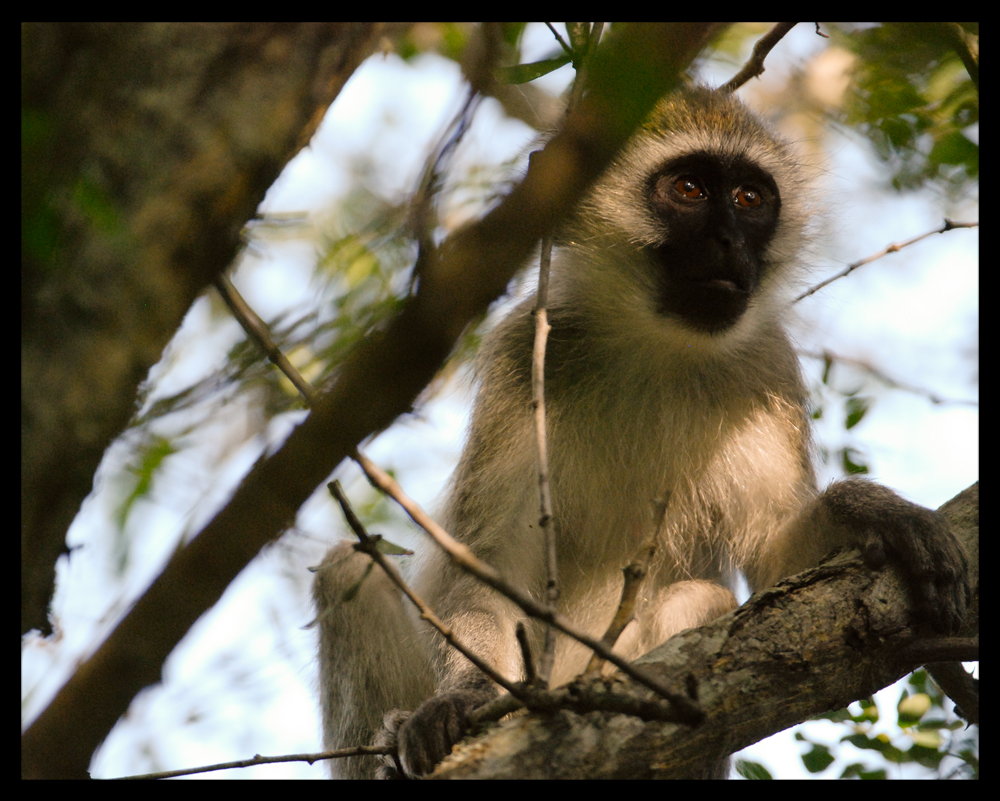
[820, 479, 971, 634]
[394, 688, 493, 778]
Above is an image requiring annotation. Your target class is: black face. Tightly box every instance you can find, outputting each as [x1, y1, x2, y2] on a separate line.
[646, 152, 781, 333]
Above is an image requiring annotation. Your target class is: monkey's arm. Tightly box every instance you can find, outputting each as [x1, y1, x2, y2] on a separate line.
[744, 478, 971, 634]
[395, 570, 532, 777]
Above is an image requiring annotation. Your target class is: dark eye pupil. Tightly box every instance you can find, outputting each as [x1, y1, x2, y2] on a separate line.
[676, 178, 700, 197]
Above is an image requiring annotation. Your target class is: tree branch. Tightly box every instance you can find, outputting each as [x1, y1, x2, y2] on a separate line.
[426, 484, 979, 779]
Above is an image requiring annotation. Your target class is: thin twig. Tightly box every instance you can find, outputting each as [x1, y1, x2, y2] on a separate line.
[214, 274, 318, 404]
[515, 622, 537, 686]
[533, 201, 557, 686]
[532, 21, 605, 689]
[796, 219, 978, 302]
[116, 745, 392, 780]
[720, 23, 799, 94]
[585, 535, 656, 676]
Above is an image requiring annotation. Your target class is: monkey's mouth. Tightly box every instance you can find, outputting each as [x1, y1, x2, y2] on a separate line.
[659, 275, 754, 333]
[697, 277, 751, 295]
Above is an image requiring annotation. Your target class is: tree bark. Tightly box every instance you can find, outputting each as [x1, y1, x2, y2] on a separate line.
[429, 484, 979, 779]
[22, 21, 385, 637]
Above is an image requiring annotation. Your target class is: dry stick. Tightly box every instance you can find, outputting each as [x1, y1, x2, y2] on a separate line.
[119, 745, 391, 780]
[532, 21, 605, 689]
[720, 22, 799, 94]
[795, 219, 978, 302]
[214, 274, 318, 404]
[532, 213, 557, 687]
[584, 537, 656, 676]
[584, 498, 664, 676]
[515, 622, 537, 686]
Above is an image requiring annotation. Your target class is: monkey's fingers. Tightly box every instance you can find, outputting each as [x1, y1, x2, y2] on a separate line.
[864, 516, 970, 635]
[397, 690, 489, 777]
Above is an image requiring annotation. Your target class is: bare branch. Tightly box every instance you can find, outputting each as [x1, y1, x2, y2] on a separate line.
[796, 219, 978, 302]
[720, 23, 799, 94]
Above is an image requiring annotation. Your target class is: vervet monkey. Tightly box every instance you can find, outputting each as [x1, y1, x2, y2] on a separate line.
[313, 87, 970, 779]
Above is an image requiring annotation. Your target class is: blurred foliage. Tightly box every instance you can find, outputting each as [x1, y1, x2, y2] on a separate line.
[785, 668, 978, 779]
[830, 23, 978, 195]
[133, 184, 415, 434]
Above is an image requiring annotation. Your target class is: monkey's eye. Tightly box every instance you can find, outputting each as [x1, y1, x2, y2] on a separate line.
[734, 187, 763, 208]
[673, 176, 706, 200]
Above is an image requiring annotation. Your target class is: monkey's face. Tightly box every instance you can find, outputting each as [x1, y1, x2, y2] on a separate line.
[565, 88, 809, 343]
[645, 152, 782, 333]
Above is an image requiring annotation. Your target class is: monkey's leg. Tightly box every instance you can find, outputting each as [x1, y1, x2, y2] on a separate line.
[605, 579, 737, 663]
